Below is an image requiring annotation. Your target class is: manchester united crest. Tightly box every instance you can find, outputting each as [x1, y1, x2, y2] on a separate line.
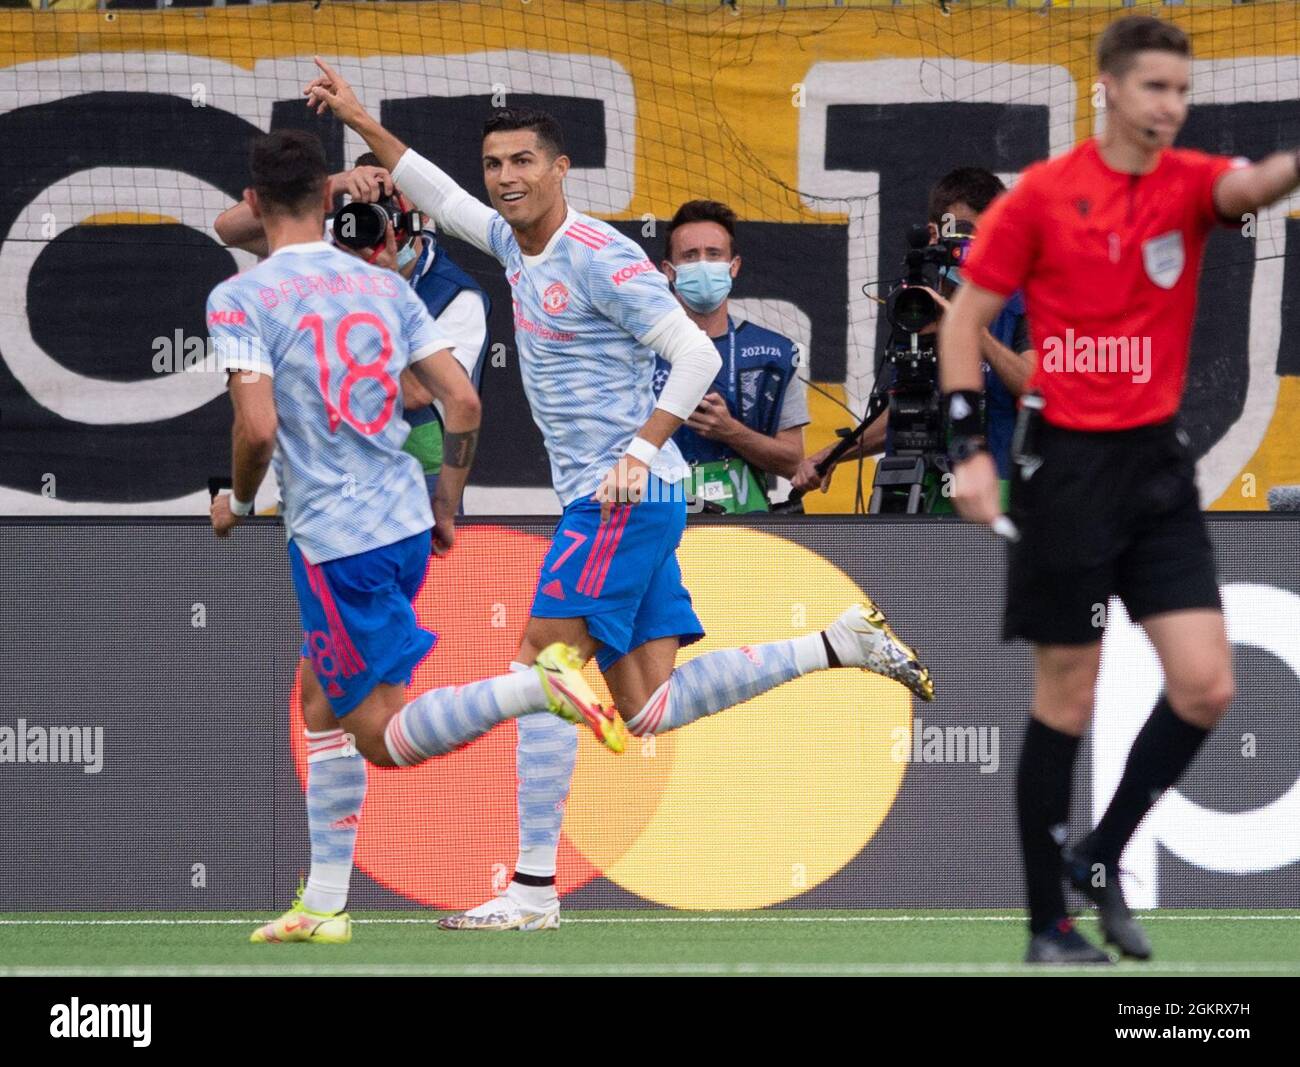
[542, 281, 569, 315]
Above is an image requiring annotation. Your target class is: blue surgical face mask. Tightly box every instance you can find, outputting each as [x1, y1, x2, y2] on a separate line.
[672, 259, 734, 313]
[395, 239, 420, 270]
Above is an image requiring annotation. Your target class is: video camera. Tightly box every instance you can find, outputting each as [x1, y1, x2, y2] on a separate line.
[884, 221, 971, 335]
[880, 223, 970, 455]
[870, 220, 974, 513]
[778, 219, 978, 515]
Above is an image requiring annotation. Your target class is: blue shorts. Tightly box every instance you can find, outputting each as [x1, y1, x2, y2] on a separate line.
[289, 529, 436, 717]
[531, 477, 704, 671]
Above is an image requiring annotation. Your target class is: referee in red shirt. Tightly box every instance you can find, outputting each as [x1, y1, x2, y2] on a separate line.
[940, 15, 1300, 964]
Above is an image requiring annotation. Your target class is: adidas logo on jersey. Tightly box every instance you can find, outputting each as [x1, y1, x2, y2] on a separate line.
[564, 221, 613, 250]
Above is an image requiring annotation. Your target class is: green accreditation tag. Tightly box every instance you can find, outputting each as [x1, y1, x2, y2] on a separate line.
[689, 458, 770, 514]
[402, 421, 444, 476]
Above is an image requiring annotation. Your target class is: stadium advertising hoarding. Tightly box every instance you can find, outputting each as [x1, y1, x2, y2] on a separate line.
[1, 515, 1296, 911]
[0, 3, 1297, 515]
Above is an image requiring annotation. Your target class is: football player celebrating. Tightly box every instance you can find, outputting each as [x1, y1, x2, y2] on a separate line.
[208, 129, 623, 944]
[306, 59, 935, 932]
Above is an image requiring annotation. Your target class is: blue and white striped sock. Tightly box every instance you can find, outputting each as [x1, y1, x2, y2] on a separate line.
[624, 635, 826, 737]
[302, 728, 366, 915]
[384, 668, 549, 766]
[511, 661, 579, 880]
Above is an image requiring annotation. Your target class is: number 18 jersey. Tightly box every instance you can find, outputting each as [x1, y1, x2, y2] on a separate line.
[206, 240, 453, 564]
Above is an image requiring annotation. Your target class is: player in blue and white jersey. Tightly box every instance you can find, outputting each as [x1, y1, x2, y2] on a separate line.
[213, 152, 492, 504]
[207, 130, 624, 944]
[308, 62, 935, 931]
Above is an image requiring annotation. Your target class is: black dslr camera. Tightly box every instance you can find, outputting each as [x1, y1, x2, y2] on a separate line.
[331, 194, 421, 256]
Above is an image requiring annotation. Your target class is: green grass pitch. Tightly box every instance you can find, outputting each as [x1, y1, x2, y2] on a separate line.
[1, 911, 1298, 976]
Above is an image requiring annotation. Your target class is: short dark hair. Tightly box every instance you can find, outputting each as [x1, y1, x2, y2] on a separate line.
[249, 129, 328, 215]
[354, 151, 381, 169]
[927, 167, 1006, 224]
[482, 107, 566, 159]
[1097, 15, 1190, 78]
[663, 199, 738, 260]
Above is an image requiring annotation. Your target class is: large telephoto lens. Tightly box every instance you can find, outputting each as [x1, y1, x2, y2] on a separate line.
[331, 202, 389, 250]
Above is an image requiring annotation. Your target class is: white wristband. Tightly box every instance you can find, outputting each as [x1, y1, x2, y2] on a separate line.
[625, 436, 659, 466]
[229, 495, 254, 517]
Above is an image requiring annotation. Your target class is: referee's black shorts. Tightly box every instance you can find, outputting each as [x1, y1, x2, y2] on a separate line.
[1002, 417, 1222, 646]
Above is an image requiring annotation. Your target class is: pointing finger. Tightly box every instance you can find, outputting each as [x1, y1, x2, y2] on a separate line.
[313, 56, 340, 83]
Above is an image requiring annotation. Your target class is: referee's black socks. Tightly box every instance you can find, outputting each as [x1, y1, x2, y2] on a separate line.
[1017, 716, 1081, 934]
[1082, 695, 1210, 869]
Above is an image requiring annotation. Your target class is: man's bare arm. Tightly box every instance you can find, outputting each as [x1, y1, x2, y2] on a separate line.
[1214, 151, 1300, 221]
[228, 371, 277, 503]
[214, 198, 269, 257]
[407, 350, 482, 525]
[720, 425, 805, 480]
[939, 281, 1010, 526]
[630, 407, 684, 451]
[980, 332, 1035, 397]
[214, 167, 394, 256]
[399, 368, 434, 410]
[791, 416, 887, 494]
[818, 416, 888, 467]
[939, 282, 1007, 393]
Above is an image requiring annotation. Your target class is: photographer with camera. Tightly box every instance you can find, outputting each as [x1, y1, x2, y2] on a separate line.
[792, 168, 1033, 510]
[214, 153, 490, 501]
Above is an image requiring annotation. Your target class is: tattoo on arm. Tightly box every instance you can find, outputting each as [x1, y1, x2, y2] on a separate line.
[443, 429, 479, 469]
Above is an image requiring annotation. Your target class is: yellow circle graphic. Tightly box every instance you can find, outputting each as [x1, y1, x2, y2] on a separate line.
[565, 527, 913, 909]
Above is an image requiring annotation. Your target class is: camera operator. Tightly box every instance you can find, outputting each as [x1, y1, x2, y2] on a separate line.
[213, 153, 490, 501]
[793, 168, 1034, 508]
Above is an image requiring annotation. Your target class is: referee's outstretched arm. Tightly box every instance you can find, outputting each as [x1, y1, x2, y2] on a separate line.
[938, 282, 1009, 527]
[1212, 148, 1300, 221]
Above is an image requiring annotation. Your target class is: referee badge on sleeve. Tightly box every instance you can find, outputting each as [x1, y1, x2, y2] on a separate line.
[1142, 230, 1184, 289]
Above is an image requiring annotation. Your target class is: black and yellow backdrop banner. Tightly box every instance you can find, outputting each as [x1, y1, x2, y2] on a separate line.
[0, 2, 1297, 514]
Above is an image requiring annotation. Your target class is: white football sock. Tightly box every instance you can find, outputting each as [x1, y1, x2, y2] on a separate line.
[508, 879, 558, 909]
